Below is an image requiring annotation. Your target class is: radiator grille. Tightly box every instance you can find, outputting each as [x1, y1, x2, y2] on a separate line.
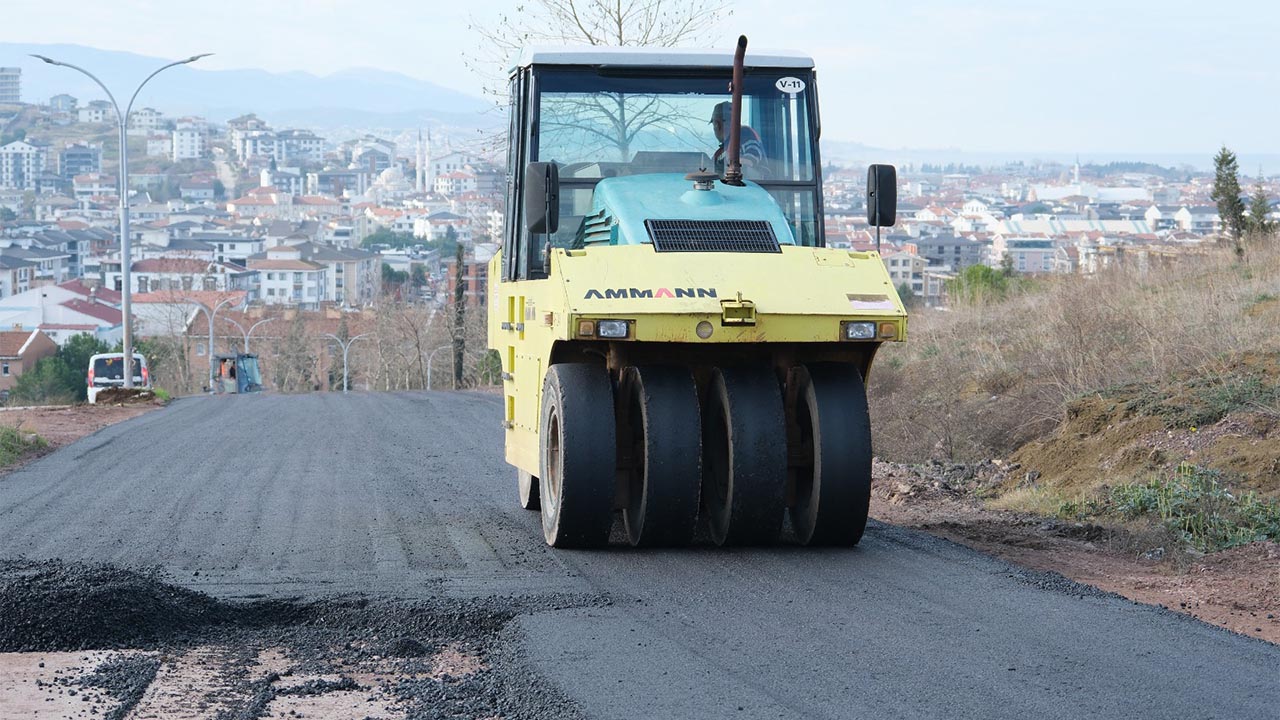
[645, 219, 781, 253]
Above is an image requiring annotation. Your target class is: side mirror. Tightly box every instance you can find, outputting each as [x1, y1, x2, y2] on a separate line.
[866, 164, 897, 228]
[525, 161, 559, 234]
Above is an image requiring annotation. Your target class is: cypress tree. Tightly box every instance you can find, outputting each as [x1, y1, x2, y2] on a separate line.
[1247, 183, 1274, 238]
[1210, 146, 1246, 255]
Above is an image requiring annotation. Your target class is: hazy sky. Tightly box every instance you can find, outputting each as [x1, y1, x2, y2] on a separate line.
[4, 0, 1275, 154]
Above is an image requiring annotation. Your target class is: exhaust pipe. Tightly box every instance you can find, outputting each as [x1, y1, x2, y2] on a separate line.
[723, 35, 747, 187]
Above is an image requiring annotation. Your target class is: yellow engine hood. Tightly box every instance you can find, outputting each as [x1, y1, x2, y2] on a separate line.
[557, 244, 906, 318]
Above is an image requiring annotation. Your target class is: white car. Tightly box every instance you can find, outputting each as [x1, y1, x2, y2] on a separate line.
[87, 352, 151, 404]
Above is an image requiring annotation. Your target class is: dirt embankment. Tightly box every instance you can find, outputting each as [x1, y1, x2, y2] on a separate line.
[1010, 352, 1280, 500]
[0, 403, 159, 456]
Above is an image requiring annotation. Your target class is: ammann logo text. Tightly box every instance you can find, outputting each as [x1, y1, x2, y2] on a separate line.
[583, 287, 718, 300]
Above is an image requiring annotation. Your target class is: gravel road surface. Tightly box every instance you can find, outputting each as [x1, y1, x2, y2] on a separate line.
[0, 392, 1276, 719]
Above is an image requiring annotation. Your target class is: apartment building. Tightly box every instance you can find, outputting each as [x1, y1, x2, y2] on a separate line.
[59, 144, 102, 180]
[0, 141, 49, 191]
[0, 67, 20, 104]
[172, 127, 204, 161]
[247, 246, 328, 309]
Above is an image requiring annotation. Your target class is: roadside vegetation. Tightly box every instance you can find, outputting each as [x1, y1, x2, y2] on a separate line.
[870, 235, 1280, 554]
[9, 334, 113, 406]
[0, 426, 48, 468]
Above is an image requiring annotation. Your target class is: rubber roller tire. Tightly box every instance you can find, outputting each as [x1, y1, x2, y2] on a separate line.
[539, 364, 616, 548]
[702, 366, 787, 546]
[518, 469, 540, 510]
[618, 366, 701, 547]
[787, 363, 873, 546]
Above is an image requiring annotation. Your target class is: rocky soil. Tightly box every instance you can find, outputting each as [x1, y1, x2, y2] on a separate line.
[0, 403, 158, 450]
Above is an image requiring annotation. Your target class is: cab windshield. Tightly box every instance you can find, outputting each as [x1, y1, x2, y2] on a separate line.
[533, 68, 822, 246]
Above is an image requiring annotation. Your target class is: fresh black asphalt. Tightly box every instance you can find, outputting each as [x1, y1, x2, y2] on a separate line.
[0, 392, 1275, 719]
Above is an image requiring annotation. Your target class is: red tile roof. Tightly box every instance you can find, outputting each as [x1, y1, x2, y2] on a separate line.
[59, 279, 122, 305]
[132, 258, 212, 274]
[60, 299, 122, 325]
[0, 330, 34, 357]
[249, 258, 325, 271]
[133, 290, 248, 308]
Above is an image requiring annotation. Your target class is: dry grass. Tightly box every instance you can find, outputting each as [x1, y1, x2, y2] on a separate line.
[869, 239, 1280, 464]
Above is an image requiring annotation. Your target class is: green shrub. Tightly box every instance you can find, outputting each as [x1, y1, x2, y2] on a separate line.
[1107, 464, 1280, 552]
[0, 426, 47, 466]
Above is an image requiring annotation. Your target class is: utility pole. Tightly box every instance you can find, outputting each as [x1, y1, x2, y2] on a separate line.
[33, 52, 211, 387]
[452, 241, 465, 389]
[324, 332, 369, 393]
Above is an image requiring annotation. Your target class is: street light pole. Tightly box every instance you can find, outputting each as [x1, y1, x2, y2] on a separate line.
[221, 316, 275, 353]
[426, 344, 452, 390]
[185, 296, 238, 392]
[323, 333, 370, 393]
[32, 52, 212, 388]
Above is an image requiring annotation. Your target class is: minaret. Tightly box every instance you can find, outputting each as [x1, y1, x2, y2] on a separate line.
[415, 129, 425, 193]
[424, 129, 433, 193]
[1073, 155, 1080, 185]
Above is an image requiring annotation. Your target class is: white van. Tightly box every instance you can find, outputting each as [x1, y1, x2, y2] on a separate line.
[87, 353, 151, 404]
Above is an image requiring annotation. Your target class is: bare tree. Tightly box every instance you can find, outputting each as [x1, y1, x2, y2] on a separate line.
[269, 313, 321, 393]
[468, 0, 731, 100]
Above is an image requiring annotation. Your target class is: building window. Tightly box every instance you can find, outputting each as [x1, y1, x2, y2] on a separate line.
[2, 363, 8, 376]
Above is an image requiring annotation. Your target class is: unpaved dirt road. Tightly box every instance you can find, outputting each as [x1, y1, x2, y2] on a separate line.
[0, 392, 1276, 719]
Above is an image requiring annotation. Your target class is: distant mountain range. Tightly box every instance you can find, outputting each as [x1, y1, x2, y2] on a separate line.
[2, 43, 497, 132]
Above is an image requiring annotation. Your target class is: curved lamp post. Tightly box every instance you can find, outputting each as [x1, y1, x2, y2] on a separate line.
[324, 333, 370, 393]
[221, 316, 275, 353]
[426, 343, 452, 390]
[184, 296, 238, 391]
[32, 52, 212, 387]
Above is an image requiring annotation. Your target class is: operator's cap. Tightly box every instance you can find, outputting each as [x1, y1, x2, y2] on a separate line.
[710, 101, 731, 124]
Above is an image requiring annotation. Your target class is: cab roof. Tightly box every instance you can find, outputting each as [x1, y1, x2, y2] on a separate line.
[513, 46, 814, 72]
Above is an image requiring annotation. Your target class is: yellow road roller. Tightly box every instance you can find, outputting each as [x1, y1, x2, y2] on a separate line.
[488, 37, 905, 548]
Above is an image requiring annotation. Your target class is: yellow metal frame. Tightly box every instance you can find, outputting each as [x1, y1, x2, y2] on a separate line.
[488, 244, 908, 476]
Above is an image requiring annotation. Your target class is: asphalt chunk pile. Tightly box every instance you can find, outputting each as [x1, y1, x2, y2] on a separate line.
[0, 558, 600, 719]
[0, 558, 235, 651]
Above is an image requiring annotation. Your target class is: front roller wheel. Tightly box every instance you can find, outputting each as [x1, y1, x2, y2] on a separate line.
[618, 366, 701, 547]
[702, 366, 788, 546]
[787, 363, 873, 546]
[517, 469, 539, 510]
[539, 364, 616, 548]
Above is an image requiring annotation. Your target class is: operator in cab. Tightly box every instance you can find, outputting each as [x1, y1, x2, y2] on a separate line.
[710, 101, 767, 178]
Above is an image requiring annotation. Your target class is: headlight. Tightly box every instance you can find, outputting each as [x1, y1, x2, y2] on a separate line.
[842, 321, 877, 340]
[597, 319, 630, 339]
